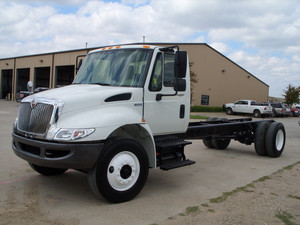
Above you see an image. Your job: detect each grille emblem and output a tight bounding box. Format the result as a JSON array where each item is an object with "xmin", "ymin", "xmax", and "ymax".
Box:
[{"xmin": 30, "ymin": 100, "xmax": 37, "ymax": 109}]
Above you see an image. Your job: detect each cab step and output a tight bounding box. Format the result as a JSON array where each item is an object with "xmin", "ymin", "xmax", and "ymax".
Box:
[{"xmin": 160, "ymin": 159, "xmax": 195, "ymax": 171}]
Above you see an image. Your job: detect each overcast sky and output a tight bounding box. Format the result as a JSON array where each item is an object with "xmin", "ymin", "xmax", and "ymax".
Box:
[{"xmin": 1, "ymin": 0, "xmax": 299, "ymax": 98}]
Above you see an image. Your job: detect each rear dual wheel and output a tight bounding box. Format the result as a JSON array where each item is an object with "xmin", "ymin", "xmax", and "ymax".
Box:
[
  {"xmin": 254, "ymin": 122, "xmax": 285, "ymax": 157},
  {"xmin": 202, "ymin": 117, "xmax": 231, "ymax": 150},
  {"xmin": 265, "ymin": 122, "xmax": 285, "ymax": 157}
]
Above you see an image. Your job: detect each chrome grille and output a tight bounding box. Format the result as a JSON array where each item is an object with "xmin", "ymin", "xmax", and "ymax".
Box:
[{"xmin": 17, "ymin": 102, "xmax": 54, "ymax": 135}]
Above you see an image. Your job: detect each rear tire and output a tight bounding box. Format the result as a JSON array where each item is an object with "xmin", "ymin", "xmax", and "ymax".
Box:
[
  {"xmin": 202, "ymin": 117, "xmax": 218, "ymax": 148},
  {"xmin": 211, "ymin": 138, "xmax": 231, "ymax": 150},
  {"xmin": 265, "ymin": 122, "xmax": 285, "ymax": 157},
  {"xmin": 254, "ymin": 121, "xmax": 272, "ymax": 156},
  {"xmin": 29, "ymin": 163, "xmax": 67, "ymax": 176},
  {"xmin": 253, "ymin": 110, "xmax": 261, "ymax": 118},
  {"xmin": 88, "ymin": 137, "xmax": 149, "ymax": 203}
]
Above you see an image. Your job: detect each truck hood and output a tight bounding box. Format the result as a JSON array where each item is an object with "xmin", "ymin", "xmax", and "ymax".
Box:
[{"xmin": 23, "ymin": 84, "xmax": 138, "ymax": 113}]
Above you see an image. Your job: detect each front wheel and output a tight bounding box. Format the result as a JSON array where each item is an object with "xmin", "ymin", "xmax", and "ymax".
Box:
[
  {"xmin": 88, "ymin": 137, "xmax": 149, "ymax": 203},
  {"xmin": 29, "ymin": 163, "xmax": 67, "ymax": 176},
  {"xmin": 226, "ymin": 108, "xmax": 233, "ymax": 115}
]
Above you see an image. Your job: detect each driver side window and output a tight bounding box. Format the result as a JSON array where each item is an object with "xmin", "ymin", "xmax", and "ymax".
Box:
[{"xmin": 149, "ymin": 53, "xmax": 162, "ymax": 91}]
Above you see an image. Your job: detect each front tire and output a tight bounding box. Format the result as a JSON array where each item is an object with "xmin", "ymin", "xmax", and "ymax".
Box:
[
  {"xmin": 88, "ymin": 137, "xmax": 149, "ymax": 203},
  {"xmin": 226, "ymin": 107, "xmax": 233, "ymax": 115},
  {"xmin": 29, "ymin": 163, "xmax": 67, "ymax": 176}
]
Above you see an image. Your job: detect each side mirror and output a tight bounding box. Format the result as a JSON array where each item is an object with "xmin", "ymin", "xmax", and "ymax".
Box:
[
  {"xmin": 174, "ymin": 51, "xmax": 187, "ymax": 78},
  {"xmin": 174, "ymin": 79, "xmax": 186, "ymax": 92},
  {"xmin": 27, "ymin": 81, "xmax": 33, "ymax": 93}
]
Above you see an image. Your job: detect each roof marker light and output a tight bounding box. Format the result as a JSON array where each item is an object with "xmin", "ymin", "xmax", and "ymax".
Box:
[{"xmin": 143, "ymin": 45, "xmax": 150, "ymax": 48}]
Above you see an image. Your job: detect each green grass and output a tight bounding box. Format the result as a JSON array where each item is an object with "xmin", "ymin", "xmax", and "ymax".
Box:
[
  {"xmin": 185, "ymin": 206, "xmax": 200, "ymax": 214},
  {"xmin": 209, "ymin": 185, "xmax": 255, "ymax": 203},
  {"xmin": 191, "ymin": 106, "xmax": 224, "ymax": 112},
  {"xmin": 190, "ymin": 115, "xmax": 209, "ymax": 120},
  {"xmin": 287, "ymin": 194, "xmax": 300, "ymax": 200},
  {"xmin": 275, "ymin": 211, "xmax": 297, "ymax": 225},
  {"xmin": 255, "ymin": 176, "xmax": 271, "ymax": 183}
]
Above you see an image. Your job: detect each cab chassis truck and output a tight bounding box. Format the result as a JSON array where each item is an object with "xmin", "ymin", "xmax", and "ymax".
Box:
[{"xmin": 12, "ymin": 45, "xmax": 286, "ymax": 203}]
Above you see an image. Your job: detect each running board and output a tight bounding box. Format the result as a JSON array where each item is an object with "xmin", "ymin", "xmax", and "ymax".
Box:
[{"xmin": 160, "ymin": 159, "xmax": 195, "ymax": 171}]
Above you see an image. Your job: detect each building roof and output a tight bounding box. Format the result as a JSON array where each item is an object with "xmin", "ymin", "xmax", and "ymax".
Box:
[{"xmin": 0, "ymin": 42, "xmax": 268, "ymax": 87}]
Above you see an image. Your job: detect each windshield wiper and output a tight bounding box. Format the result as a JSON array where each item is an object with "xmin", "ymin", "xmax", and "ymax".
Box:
[{"xmin": 90, "ymin": 82, "xmax": 112, "ymax": 86}]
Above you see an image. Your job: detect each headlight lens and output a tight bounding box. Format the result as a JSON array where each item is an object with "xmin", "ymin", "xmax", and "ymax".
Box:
[{"xmin": 54, "ymin": 128, "xmax": 95, "ymax": 141}]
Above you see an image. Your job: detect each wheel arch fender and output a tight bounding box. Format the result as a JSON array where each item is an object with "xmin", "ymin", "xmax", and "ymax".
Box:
[{"xmin": 107, "ymin": 124, "xmax": 156, "ymax": 168}]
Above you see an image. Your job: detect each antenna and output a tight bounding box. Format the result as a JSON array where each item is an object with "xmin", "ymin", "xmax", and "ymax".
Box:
[{"xmin": 143, "ymin": 36, "xmax": 145, "ymax": 43}]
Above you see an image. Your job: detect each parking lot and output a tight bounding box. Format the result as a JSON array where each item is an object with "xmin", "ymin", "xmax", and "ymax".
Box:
[{"xmin": 0, "ymin": 100, "xmax": 299, "ymax": 225}]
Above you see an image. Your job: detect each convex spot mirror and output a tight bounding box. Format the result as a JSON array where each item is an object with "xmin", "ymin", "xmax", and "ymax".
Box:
[{"xmin": 174, "ymin": 51, "xmax": 187, "ymax": 78}]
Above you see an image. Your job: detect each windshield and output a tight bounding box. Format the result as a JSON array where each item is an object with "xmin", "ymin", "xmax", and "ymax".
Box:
[{"xmin": 73, "ymin": 49, "xmax": 152, "ymax": 87}]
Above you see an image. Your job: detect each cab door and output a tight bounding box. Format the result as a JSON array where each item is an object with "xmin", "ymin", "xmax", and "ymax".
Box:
[{"xmin": 143, "ymin": 51, "xmax": 189, "ymax": 135}]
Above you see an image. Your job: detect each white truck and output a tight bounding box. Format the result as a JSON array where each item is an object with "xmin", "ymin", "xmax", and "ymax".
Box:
[
  {"xmin": 224, "ymin": 100, "xmax": 273, "ymax": 118},
  {"xmin": 12, "ymin": 45, "xmax": 286, "ymax": 203}
]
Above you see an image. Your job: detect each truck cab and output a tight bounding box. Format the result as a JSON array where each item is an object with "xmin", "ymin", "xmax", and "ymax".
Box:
[
  {"xmin": 12, "ymin": 45, "xmax": 286, "ymax": 203},
  {"xmin": 12, "ymin": 45, "xmax": 191, "ymax": 202}
]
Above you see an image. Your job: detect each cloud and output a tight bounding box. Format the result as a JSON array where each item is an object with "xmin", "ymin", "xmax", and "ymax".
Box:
[{"xmin": 0, "ymin": 0, "xmax": 299, "ymax": 97}]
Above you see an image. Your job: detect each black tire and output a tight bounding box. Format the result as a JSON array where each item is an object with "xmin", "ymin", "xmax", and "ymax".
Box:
[
  {"xmin": 203, "ymin": 138, "xmax": 214, "ymax": 148},
  {"xmin": 265, "ymin": 122, "xmax": 285, "ymax": 158},
  {"xmin": 88, "ymin": 137, "xmax": 149, "ymax": 203},
  {"xmin": 211, "ymin": 138, "xmax": 231, "ymax": 150},
  {"xmin": 226, "ymin": 107, "xmax": 233, "ymax": 115},
  {"xmin": 202, "ymin": 117, "xmax": 218, "ymax": 148},
  {"xmin": 253, "ymin": 110, "xmax": 261, "ymax": 118},
  {"xmin": 254, "ymin": 121, "xmax": 272, "ymax": 156},
  {"xmin": 29, "ymin": 163, "xmax": 67, "ymax": 176}
]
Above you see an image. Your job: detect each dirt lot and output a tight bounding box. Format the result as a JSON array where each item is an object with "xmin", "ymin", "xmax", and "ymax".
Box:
[
  {"xmin": 157, "ymin": 162, "xmax": 300, "ymax": 225},
  {"xmin": 0, "ymin": 100, "xmax": 300, "ymax": 225}
]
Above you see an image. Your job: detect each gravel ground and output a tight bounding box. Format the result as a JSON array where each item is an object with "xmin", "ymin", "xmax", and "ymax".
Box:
[{"xmin": 155, "ymin": 162, "xmax": 300, "ymax": 225}]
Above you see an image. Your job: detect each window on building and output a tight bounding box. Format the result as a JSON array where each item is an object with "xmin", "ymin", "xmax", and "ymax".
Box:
[{"xmin": 201, "ymin": 95, "xmax": 209, "ymax": 105}]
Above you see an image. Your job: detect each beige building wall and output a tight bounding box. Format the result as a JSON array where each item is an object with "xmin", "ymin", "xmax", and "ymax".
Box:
[
  {"xmin": 177, "ymin": 44, "xmax": 269, "ymax": 106},
  {"xmin": 0, "ymin": 43, "xmax": 269, "ymax": 105}
]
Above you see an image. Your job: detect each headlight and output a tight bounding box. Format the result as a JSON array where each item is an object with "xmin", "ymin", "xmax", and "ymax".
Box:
[{"xmin": 54, "ymin": 128, "xmax": 95, "ymax": 141}]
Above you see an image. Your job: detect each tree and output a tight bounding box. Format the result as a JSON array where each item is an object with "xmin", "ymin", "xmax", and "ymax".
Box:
[
  {"xmin": 283, "ymin": 84, "xmax": 300, "ymax": 105},
  {"xmin": 189, "ymin": 62, "xmax": 198, "ymax": 104}
]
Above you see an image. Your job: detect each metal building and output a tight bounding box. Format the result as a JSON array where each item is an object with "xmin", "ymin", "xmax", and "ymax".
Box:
[{"xmin": 0, "ymin": 43, "xmax": 269, "ymax": 106}]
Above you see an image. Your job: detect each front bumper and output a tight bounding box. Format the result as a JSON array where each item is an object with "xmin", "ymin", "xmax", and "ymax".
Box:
[{"xmin": 12, "ymin": 132, "xmax": 104, "ymax": 169}]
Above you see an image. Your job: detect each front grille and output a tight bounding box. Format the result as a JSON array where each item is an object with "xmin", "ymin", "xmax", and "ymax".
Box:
[{"xmin": 17, "ymin": 102, "xmax": 54, "ymax": 134}]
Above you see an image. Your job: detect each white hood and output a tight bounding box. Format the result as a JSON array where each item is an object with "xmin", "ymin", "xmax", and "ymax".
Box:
[{"xmin": 23, "ymin": 84, "xmax": 139, "ymax": 113}]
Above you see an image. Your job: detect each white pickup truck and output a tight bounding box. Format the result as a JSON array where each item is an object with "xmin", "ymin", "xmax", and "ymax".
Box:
[
  {"xmin": 225, "ymin": 100, "xmax": 273, "ymax": 118},
  {"xmin": 12, "ymin": 45, "xmax": 285, "ymax": 203}
]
